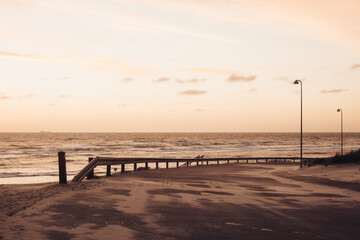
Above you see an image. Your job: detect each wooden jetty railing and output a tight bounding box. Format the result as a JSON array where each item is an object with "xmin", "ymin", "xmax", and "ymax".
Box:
[{"xmin": 69, "ymin": 155, "xmax": 319, "ymax": 183}]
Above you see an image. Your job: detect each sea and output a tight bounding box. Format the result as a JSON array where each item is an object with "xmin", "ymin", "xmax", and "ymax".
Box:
[{"xmin": 1, "ymin": 132, "xmax": 359, "ymax": 184}]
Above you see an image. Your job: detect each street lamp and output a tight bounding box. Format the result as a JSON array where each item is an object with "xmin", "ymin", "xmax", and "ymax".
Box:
[
  {"xmin": 294, "ymin": 79, "xmax": 303, "ymax": 168},
  {"xmin": 337, "ymin": 109, "xmax": 343, "ymax": 155}
]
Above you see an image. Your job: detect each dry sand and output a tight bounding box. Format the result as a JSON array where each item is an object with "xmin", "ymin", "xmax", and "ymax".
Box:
[{"xmin": 1, "ymin": 163, "xmax": 359, "ymax": 240}]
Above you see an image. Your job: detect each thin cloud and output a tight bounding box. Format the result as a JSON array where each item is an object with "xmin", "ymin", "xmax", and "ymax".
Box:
[
  {"xmin": 0, "ymin": 94, "xmax": 11, "ymax": 100},
  {"xmin": 0, "ymin": 50, "xmax": 43, "ymax": 60},
  {"xmin": 121, "ymin": 77, "xmax": 134, "ymax": 83},
  {"xmin": 195, "ymin": 108, "xmax": 205, "ymax": 112},
  {"xmin": 48, "ymin": 103, "xmax": 57, "ymax": 106},
  {"xmin": 0, "ymin": 0, "xmax": 38, "ymax": 8},
  {"xmin": 57, "ymin": 77, "xmax": 70, "ymax": 80},
  {"xmin": 18, "ymin": 93, "xmax": 35, "ymax": 99},
  {"xmin": 181, "ymin": 68, "xmax": 234, "ymax": 75},
  {"xmin": 178, "ymin": 90, "xmax": 207, "ymax": 95},
  {"xmin": 248, "ymin": 88, "xmax": 257, "ymax": 92},
  {"xmin": 226, "ymin": 74, "xmax": 256, "ymax": 82},
  {"xmin": 154, "ymin": 77, "xmax": 171, "ymax": 83},
  {"xmin": 350, "ymin": 64, "xmax": 360, "ymax": 70},
  {"xmin": 176, "ymin": 78, "xmax": 206, "ymax": 84},
  {"xmin": 58, "ymin": 94, "xmax": 70, "ymax": 98},
  {"xmin": 320, "ymin": 89, "xmax": 347, "ymax": 94},
  {"xmin": 274, "ymin": 76, "xmax": 289, "ymax": 81},
  {"xmin": 90, "ymin": 58, "xmax": 154, "ymax": 77}
]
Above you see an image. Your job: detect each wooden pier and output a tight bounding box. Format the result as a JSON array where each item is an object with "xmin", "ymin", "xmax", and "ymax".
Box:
[{"xmin": 66, "ymin": 154, "xmax": 319, "ymax": 183}]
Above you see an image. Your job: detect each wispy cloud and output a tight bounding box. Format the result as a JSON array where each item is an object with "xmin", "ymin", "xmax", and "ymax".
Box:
[
  {"xmin": 226, "ymin": 74, "xmax": 256, "ymax": 82},
  {"xmin": 48, "ymin": 103, "xmax": 57, "ymax": 107},
  {"xmin": 58, "ymin": 94, "xmax": 70, "ymax": 98},
  {"xmin": 154, "ymin": 77, "xmax": 171, "ymax": 83},
  {"xmin": 0, "ymin": 50, "xmax": 43, "ymax": 60},
  {"xmin": 18, "ymin": 93, "xmax": 35, "ymax": 99},
  {"xmin": 90, "ymin": 58, "xmax": 154, "ymax": 77},
  {"xmin": 121, "ymin": 77, "xmax": 134, "ymax": 83},
  {"xmin": 181, "ymin": 68, "xmax": 234, "ymax": 75},
  {"xmin": 195, "ymin": 108, "xmax": 204, "ymax": 112},
  {"xmin": 179, "ymin": 90, "xmax": 207, "ymax": 95},
  {"xmin": 176, "ymin": 78, "xmax": 206, "ymax": 84},
  {"xmin": 350, "ymin": 64, "xmax": 360, "ymax": 70},
  {"xmin": 57, "ymin": 77, "xmax": 70, "ymax": 80},
  {"xmin": 320, "ymin": 89, "xmax": 347, "ymax": 94},
  {"xmin": 0, "ymin": 94, "xmax": 11, "ymax": 100},
  {"xmin": 0, "ymin": 0, "xmax": 38, "ymax": 9},
  {"xmin": 248, "ymin": 88, "xmax": 257, "ymax": 92},
  {"xmin": 274, "ymin": 76, "xmax": 289, "ymax": 81}
]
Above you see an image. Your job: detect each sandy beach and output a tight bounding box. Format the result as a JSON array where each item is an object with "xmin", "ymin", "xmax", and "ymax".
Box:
[{"xmin": 1, "ymin": 163, "xmax": 359, "ymax": 240}]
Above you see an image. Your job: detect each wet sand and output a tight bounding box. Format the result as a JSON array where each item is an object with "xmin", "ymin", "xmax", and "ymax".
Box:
[{"xmin": 1, "ymin": 164, "xmax": 360, "ymax": 240}]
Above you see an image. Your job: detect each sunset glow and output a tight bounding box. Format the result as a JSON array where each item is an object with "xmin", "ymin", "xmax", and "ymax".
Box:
[{"xmin": 1, "ymin": 0, "xmax": 359, "ymax": 132}]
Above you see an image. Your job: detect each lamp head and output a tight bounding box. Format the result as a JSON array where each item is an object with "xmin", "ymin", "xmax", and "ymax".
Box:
[
  {"xmin": 337, "ymin": 109, "xmax": 341, "ymax": 112},
  {"xmin": 293, "ymin": 80, "xmax": 300, "ymax": 84}
]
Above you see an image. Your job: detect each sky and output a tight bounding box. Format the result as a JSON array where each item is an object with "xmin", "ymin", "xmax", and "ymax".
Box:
[{"xmin": 0, "ymin": 0, "xmax": 359, "ymax": 132}]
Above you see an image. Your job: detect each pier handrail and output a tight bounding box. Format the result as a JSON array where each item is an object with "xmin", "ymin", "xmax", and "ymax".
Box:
[
  {"xmin": 72, "ymin": 157, "xmax": 98, "ymax": 182},
  {"xmin": 71, "ymin": 156, "xmax": 319, "ymax": 183}
]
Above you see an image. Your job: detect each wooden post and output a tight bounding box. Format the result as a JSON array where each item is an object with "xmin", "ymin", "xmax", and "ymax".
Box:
[
  {"xmin": 58, "ymin": 152, "xmax": 67, "ymax": 184},
  {"xmin": 217, "ymin": 160, "xmax": 219, "ymax": 165},
  {"xmin": 187, "ymin": 161, "xmax": 189, "ymax": 167},
  {"xmin": 246, "ymin": 159, "xmax": 248, "ymax": 163},
  {"xmin": 145, "ymin": 162, "xmax": 148, "ymax": 168},
  {"xmin": 256, "ymin": 159, "xmax": 258, "ymax": 163},
  {"xmin": 237, "ymin": 159, "xmax": 239, "ymax": 164},
  {"xmin": 176, "ymin": 161, "xmax": 179, "ymax": 168},
  {"xmin": 265, "ymin": 159, "xmax": 268, "ymax": 164},
  {"xmin": 197, "ymin": 161, "xmax": 199, "ymax": 166},
  {"xmin": 206, "ymin": 161, "xmax": 208, "ymax": 165},
  {"xmin": 121, "ymin": 164, "xmax": 125, "ymax": 173},
  {"xmin": 275, "ymin": 159, "xmax": 277, "ymax": 163},
  {"xmin": 134, "ymin": 163, "xmax": 137, "ymax": 171},
  {"xmin": 106, "ymin": 165, "xmax": 111, "ymax": 176},
  {"xmin": 166, "ymin": 162, "xmax": 169, "ymax": 168},
  {"xmin": 87, "ymin": 157, "xmax": 94, "ymax": 179},
  {"xmin": 284, "ymin": 159, "xmax": 286, "ymax": 163},
  {"xmin": 227, "ymin": 159, "xmax": 230, "ymax": 164},
  {"xmin": 156, "ymin": 162, "xmax": 159, "ymax": 169}
]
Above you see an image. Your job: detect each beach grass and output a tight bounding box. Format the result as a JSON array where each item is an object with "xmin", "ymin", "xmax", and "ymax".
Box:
[{"xmin": 310, "ymin": 149, "xmax": 360, "ymax": 166}]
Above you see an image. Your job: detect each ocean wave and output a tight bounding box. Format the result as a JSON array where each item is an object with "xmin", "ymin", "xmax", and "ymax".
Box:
[{"xmin": 0, "ymin": 132, "xmax": 359, "ymax": 184}]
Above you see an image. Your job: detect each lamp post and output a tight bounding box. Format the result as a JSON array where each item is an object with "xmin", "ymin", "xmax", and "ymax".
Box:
[
  {"xmin": 337, "ymin": 108, "xmax": 343, "ymax": 155},
  {"xmin": 294, "ymin": 80, "xmax": 303, "ymax": 168}
]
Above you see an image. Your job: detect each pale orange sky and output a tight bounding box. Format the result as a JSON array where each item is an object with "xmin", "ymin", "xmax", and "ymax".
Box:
[{"xmin": 0, "ymin": 0, "xmax": 359, "ymax": 132}]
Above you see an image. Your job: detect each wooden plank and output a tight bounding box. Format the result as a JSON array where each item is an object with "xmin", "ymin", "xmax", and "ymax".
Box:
[
  {"xmin": 106, "ymin": 165, "xmax": 111, "ymax": 176},
  {"xmin": 72, "ymin": 157, "xmax": 98, "ymax": 182},
  {"xmin": 58, "ymin": 152, "xmax": 67, "ymax": 184},
  {"xmin": 87, "ymin": 157, "xmax": 94, "ymax": 179}
]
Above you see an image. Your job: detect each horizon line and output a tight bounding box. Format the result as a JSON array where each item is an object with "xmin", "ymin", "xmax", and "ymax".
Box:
[{"xmin": 0, "ymin": 131, "xmax": 358, "ymax": 134}]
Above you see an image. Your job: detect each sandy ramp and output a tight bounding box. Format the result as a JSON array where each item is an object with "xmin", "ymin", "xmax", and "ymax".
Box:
[{"xmin": 1, "ymin": 164, "xmax": 360, "ymax": 240}]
